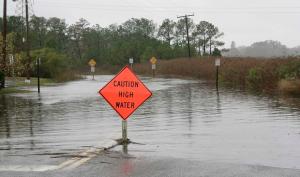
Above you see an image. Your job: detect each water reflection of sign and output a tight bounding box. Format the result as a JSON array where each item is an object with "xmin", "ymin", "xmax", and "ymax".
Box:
[
  {"xmin": 99, "ymin": 66, "xmax": 152, "ymax": 120},
  {"xmin": 88, "ymin": 59, "xmax": 96, "ymax": 67}
]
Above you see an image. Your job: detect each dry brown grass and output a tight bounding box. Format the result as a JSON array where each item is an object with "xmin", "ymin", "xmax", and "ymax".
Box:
[
  {"xmin": 53, "ymin": 70, "xmax": 83, "ymax": 82},
  {"xmin": 278, "ymin": 79, "xmax": 300, "ymax": 95},
  {"xmin": 135, "ymin": 57, "xmax": 216, "ymax": 80},
  {"xmin": 134, "ymin": 57, "xmax": 300, "ymax": 93},
  {"xmin": 220, "ymin": 57, "xmax": 291, "ymax": 90}
]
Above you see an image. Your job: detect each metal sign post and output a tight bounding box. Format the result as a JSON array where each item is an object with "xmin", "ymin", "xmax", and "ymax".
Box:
[
  {"xmin": 91, "ymin": 66, "xmax": 95, "ymax": 80},
  {"xmin": 124, "ymin": 58, "xmax": 133, "ymax": 142},
  {"xmin": 99, "ymin": 66, "xmax": 152, "ymax": 144},
  {"xmin": 122, "ymin": 120, "xmax": 128, "ymax": 143},
  {"xmin": 152, "ymin": 64, "xmax": 156, "ymax": 78},
  {"xmin": 215, "ymin": 58, "xmax": 221, "ymax": 90}
]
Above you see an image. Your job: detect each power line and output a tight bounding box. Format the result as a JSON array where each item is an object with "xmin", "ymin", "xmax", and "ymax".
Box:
[
  {"xmin": 29, "ymin": 1, "xmax": 300, "ymax": 11},
  {"xmin": 177, "ymin": 14, "xmax": 194, "ymax": 58},
  {"xmin": 29, "ymin": 0, "xmax": 35, "ymax": 17},
  {"xmin": 18, "ymin": 1, "xmax": 300, "ymax": 15},
  {"xmin": 36, "ymin": 0, "xmax": 300, "ymax": 9}
]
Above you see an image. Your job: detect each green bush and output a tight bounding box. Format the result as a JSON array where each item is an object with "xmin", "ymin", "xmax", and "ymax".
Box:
[
  {"xmin": 212, "ymin": 48, "xmax": 222, "ymax": 56},
  {"xmin": 246, "ymin": 67, "xmax": 263, "ymax": 89},
  {"xmin": 31, "ymin": 48, "xmax": 75, "ymax": 81},
  {"xmin": 278, "ymin": 61, "xmax": 300, "ymax": 80}
]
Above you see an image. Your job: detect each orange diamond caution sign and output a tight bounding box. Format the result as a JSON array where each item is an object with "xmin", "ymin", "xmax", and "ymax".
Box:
[{"xmin": 99, "ymin": 66, "xmax": 152, "ymax": 120}]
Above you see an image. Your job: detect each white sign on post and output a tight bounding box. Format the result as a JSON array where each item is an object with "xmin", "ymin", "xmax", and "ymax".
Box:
[
  {"xmin": 152, "ymin": 64, "xmax": 156, "ymax": 70},
  {"xmin": 129, "ymin": 58, "xmax": 134, "ymax": 64},
  {"xmin": 215, "ymin": 58, "xmax": 221, "ymax": 66},
  {"xmin": 91, "ymin": 66, "xmax": 95, "ymax": 73}
]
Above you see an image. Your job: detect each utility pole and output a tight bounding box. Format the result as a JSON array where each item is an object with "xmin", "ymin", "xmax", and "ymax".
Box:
[
  {"xmin": 25, "ymin": 0, "xmax": 31, "ymax": 82},
  {"xmin": 37, "ymin": 58, "xmax": 40, "ymax": 93},
  {"xmin": 177, "ymin": 14, "xmax": 194, "ymax": 58},
  {"xmin": 1, "ymin": 0, "xmax": 7, "ymax": 88}
]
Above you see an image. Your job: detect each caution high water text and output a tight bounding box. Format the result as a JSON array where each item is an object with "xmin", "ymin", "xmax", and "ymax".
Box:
[{"xmin": 114, "ymin": 80, "xmax": 138, "ymax": 109}]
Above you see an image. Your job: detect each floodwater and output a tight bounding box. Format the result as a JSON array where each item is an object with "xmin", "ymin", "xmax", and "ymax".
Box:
[{"xmin": 1, "ymin": 75, "xmax": 300, "ymax": 169}]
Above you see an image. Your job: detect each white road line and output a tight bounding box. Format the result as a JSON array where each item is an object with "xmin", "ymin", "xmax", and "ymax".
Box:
[
  {"xmin": 0, "ymin": 165, "xmax": 58, "ymax": 172},
  {"xmin": 63, "ymin": 139, "xmax": 119, "ymax": 170},
  {"xmin": 60, "ymin": 147, "xmax": 103, "ymax": 170},
  {"xmin": 0, "ymin": 139, "xmax": 119, "ymax": 172}
]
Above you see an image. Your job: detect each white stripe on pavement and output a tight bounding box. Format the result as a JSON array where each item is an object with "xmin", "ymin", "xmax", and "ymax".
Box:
[{"xmin": 0, "ymin": 139, "xmax": 119, "ymax": 172}]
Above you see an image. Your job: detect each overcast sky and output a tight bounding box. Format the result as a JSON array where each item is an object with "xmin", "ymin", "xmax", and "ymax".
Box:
[{"xmin": 4, "ymin": 0, "xmax": 300, "ymax": 48}]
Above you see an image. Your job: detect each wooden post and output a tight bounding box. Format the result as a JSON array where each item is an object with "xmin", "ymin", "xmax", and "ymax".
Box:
[
  {"xmin": 215, "ymin": 58, "xmax": 221, "ymax": 90},
  {"xmin": 216, "ymin": 66, "xmax": 219, "ymax": 90}
]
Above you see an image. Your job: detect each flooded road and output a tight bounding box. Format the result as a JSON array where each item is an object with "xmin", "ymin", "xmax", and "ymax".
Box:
[{"xmin": 1, "ymin": 75, "xmax": 300, "ymax": 169}]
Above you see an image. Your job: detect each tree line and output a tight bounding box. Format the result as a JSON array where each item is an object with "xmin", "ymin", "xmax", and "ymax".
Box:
[
  {"xmin": 224, "ymin": 40, "xmax": 300, "ymax": 58},
  {"xmin": 0, "ymin": 16, "xmax": 224, "ymax": 78}
]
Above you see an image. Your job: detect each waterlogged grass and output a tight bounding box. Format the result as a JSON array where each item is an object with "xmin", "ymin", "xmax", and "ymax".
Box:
[
  {"xmin": 9, "ymin": 77, "xmax": 56, "ymax": 87},
  {"xmin": 0, "ymin": 77, "xmax": 56, "ymax": 95},
  {"xmin": 0, "ymin": 73, "xmax": 83, "ymax": 95},
  {"xmin": 278, "ymin": 79, "xmax": 300, "ymax": 95},
  {"xmin": 0, "ymin": 87, "xmax": 31, "ymax": 94}
]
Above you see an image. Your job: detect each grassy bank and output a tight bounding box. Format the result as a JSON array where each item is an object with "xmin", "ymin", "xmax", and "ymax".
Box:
[
  {"xmin": 9, "ymin": 77, "xmax": 56, "ymax": 87},
  {"xmin": 134, "ymin": 57, "xmax": 300, "ymax": 94}
]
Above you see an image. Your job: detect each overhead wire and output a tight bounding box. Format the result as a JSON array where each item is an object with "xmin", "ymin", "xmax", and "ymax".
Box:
[
  {"xmin": 31, "ymin": 4, "xmax": 300, "ymax": 15},
  {"xmin": 29, "ymin": 0, "xmax": 35, "ymax": 17},
  {"xmin": 25, "ymin": 0, "xmax": 300, "ymax": 15}
]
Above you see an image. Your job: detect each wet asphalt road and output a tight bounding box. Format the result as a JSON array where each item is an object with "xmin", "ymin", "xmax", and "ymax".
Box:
[{"xmin": 1, "ymin": 146, "xmax": 300, "ymax": 177}]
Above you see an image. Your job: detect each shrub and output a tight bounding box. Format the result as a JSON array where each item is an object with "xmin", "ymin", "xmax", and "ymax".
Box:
[
  {"xmin": 246, "ymin": 67, "xmax": 264, "ymax": 89},
  {"xmin": 278, "ymin": 61, "xmax": 300, "ymax": 80},
  {"xmin": 212, "ymin": 48, "xmax": 222, "ymax": 56},
  {"xmin": 31, "ymin": 48, "xmax": 75, "ymax": 81}
]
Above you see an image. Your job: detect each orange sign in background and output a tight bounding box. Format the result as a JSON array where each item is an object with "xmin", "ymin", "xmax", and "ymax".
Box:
[{"xmin": 99, "ymin": 66, "xmax": 152, "ymax": 120}]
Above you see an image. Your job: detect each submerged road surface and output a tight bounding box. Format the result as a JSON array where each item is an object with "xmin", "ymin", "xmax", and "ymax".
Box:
[{"xmin": 1, "ymin": 75, "xmax": 300, "ymax": 176}]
